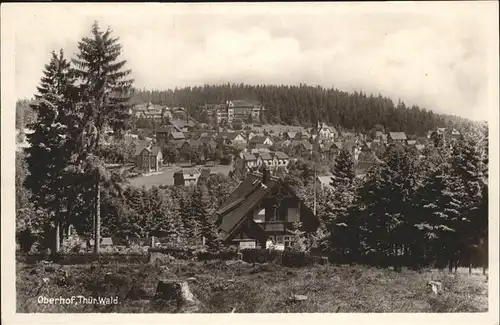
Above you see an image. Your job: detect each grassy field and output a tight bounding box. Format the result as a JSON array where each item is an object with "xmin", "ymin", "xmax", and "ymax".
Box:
[
  {"xmin": 128, "ymin": 164, "xmax": 233, "ymax": 189},
  {"xmin": 16, "ymin": 259, "xmax": 488, "ymax": 313}
]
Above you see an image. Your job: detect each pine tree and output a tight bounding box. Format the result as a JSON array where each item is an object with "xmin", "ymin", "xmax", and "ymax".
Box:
[
  {"xmin": 326, "ymin": 148, "xmax": 356, "ymax": 255},
  {"xmin": 191, "ymin": 185, "xmax": 220, "ymax": 249},
  {"xmin": 179, "ymin": 187, "xmax": 200, "ymax": 245},
  {"xmin": 72, "ymin": 21, "xmax": 134, "ymax": 253},
  {"xmin": 25, "ymin": 49, "xmax": 78, "ymax": 252}
]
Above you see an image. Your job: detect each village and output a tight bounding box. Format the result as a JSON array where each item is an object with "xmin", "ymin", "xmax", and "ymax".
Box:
[
  {"xmin": 10, "ymin": 9, "xmax": 492, "ymax": 315},
  {"xmin": 16, "ymin": 98, "xmax": 465, "ymax": 252}
]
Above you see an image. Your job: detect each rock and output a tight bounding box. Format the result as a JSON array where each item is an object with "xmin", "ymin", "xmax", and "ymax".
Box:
[
  {"xmin": 428, "ymin": 280, "xmax": 443, "ymax": 295},
  {"xmin": 45, "ymin": 265, "xmax": 56, "ymax": 273},
  {"xmin": 288, "ymin": 294, "xmax": 308, "ymax": 302},
  {"xmin": 155, "ymin": 279, "xmax": 200, "ymax": 312}
]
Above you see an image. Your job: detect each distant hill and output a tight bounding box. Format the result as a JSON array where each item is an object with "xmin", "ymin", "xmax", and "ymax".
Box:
[{"xmin": 131, "ymin": 83, "xmax": 473, "ymax": 136}]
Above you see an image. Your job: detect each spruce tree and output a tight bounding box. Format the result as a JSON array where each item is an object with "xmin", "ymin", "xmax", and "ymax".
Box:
[
  {"xmin": 25, "ymin": 49, "xmax": 78, "ymax": 252},
  {"xmin": 326, "ymin": 148, "xmax": 356, "ymax": 255},
  {"xmin": 72, "ymin": 21, "xmax": 134, "ymax": 253}
]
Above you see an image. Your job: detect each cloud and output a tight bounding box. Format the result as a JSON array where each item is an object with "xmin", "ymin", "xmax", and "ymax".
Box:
[{"xmin": 10, "ymin": 3, "xmax": 497, "ymax": 121}]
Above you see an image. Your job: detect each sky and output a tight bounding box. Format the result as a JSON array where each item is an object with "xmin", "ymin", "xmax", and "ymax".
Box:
[{"xmin": 8, "ymin": 2, "xmax": 498, "ymax": 121}]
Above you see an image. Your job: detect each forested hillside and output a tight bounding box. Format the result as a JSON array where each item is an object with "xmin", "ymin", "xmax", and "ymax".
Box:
[{"xmin": 131, "ymin": 83, "xmax": 462, "ymax": 135}]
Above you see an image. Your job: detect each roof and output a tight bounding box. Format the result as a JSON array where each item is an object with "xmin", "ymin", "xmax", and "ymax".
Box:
[
  {"xmin": 249, "ymin": 135, "xmax": 268, "ymax": 144},
  {"xmin": 156, "ymin": 125, "xmax": 181, "ymax": 133},
  {"xmin": 150, "ymin": 146, "xmax": 162, "ymax": 156},
  {"xmin": 229, "ymin": 99, "xmax": 261, "ymax": 107},
  {"xmin": 134, "ymin": 140, "xmax": 152, "ymax": 156},
  {"xmin": 259, "ymin": 152, "xmax": 273, "ymax": 160},
  {"xmin": 389, "ymin": 132, "xmax": 407, "ymax": 140},
  {"xmin": 301, "ymin": 141, "xmax": 313, "ymax": 150},
  {"xmin": 219, "ymin": 132, "xmax": 242, "ymax": 141},
  {"xmin": 171, "ymin": 132, "xmax": 185, "ymax": 140},
  {"xmin": 243, "ymin": 152, "xmax": 257, "ymax": 161},
  {"xmin": 216, "ymin": 174, "xmax": 277, "ymax": 238},
  {"xmin": 274, "ymin": 151, "xmax": 289, "ymax": 159},
  {"xmin": 215, "ymin": 173, "xmax": 318, "ymax": 240},
  {"xmin": 407, "ymin": 140, "xmax": 417, "ymax": 145},
  {"xmin": 255, "ymin": 143, "xmax": 271, "ymax": 149}
]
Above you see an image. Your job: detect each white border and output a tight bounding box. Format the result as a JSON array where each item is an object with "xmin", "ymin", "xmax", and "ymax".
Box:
[{"xmin": 2, "ymin": 2, "xmax": 499, "ymax": 325}]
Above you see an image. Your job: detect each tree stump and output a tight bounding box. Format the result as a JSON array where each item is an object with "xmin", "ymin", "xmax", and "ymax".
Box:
[{"xmin": 155, "ymin": 280, "xmax": 200, "ymax": 313}]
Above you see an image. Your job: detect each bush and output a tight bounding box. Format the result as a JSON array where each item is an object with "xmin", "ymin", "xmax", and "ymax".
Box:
[
  {"xmin": 240, "ymin": 249, "xmax": 282, "ymax": 264},
  {"xmin": 196, "ymin": 248, "xmax": 238, "ymax": 261},
  {"xmin": 148, "ymin": 246, "xmax": 195, "ymax": 260},
  {"xmin": 282, "ymin": 250, "xmax": 315, "ymax": 267}
]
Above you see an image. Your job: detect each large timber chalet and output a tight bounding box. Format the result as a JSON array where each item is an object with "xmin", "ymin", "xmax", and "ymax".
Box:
[{"xmin": 214, "ymin": 169, "xmax": 320, "ymax": 250}]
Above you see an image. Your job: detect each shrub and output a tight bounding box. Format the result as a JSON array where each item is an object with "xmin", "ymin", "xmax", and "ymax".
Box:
[
  {"xmin": 282, "ymin": 250, "xmax": 315, "ymax": 267},
  {"xmin": 240, "ymin": 249, "xmax": 282, "ymax": 263},
  {"xmin": 196, "ymin": 248, "xmax": 238, "ymax": 261}
]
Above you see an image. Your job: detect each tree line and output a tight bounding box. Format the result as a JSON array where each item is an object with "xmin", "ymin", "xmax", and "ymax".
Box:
[{"xmin": 292, "ymin": 127, "xmax": 488, "ymax": 271}]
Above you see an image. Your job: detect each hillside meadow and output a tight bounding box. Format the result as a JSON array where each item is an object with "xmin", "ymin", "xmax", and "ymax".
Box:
[{"xmin": 17, "ymin": 259, "xmax": 488, "ymax": 313}]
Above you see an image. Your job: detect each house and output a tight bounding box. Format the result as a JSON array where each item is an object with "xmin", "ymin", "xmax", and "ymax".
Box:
[
  {"xmin": 388, "ymin": 132, "xmax": 407, "ymax": 143},
  {"xmin": 284, "ymin": 131, "xmax": 298, "ymax": 141},
  {"xmin": 324, "ymin": 142, "xmax": 343, "ymax": 158},
  {"xmin": 135, "ymin": 142, "xmax": 163, "ymax": 172},
  {"xmin": 173, "ymin": 168, "xmax": 201, "ymax": 186},
  {"xmin": 356, "ymin": 152, "xmax": 383, "ymax": 176},
  {"xmin": 254, "ymin": 143, "xmax": 271, "ymax": 151},
  {"xmin": 242, "ymin": 152, "xmax": 258, "ymax": 170},
  {"xmin": 316, "ymin": 122, "xmax": 338, "ymax": 141},
  {"xmin": 249, "ymin": 135, "xmax": 274, "ymax": 148},
  {"xmin": 155, "ymin": 125, "xmax": 182, "ymax": 145},
  {"xmin": 214, "ymin": 169, "xmax": 320, "ymax": 249},
  {"xmin": 273, "ymin": 151, "xmax": 290, "ymax": 168},
  {"xmin": 257, "ymin": 151, "xmax": 274, "ymax": 168},
  {"xmin": 179, "ymin": 139, "xmax": 202, "ymax": 160},
  {"xmin": 228, "ymin": 99, "xmax": 264, "ymax": 123}
]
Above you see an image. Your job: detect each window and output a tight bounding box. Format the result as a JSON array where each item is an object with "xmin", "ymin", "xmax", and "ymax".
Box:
[{"xmin": 284, "ymin": 236, "xmax": 293, "ymax": 248}]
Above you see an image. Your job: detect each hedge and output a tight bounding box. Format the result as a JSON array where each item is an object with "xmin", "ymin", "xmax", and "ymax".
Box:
[
  {"xmin": 16, "ymin": 253, "xmax": 149, "ymax": 265},
  {"xmin": 240, "ymin": 249, "xmax": 282, "ymax": 263}
]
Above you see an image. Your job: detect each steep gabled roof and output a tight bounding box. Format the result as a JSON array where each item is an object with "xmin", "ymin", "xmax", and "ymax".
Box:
[
  {"xmin": 259, "ymin": 152, "xmax": 273, "ymax": 160},
  {"xmin": 171, "ymin": 132, "xmax": 185, "ymax": 140},
  {"xmin": 243, "ymin": 152, "xmax": 257, "ymax": 161},
  {"xmin": 389, "ymin": 132, "xmax": 407, "ymax": 140},
  {"xmin": 150, "ymin": 146, "xmax": 162, "ymax": 156},
  {"xmin": 216, "ymin": 174, "xmax": 277, "ymax": 239},
  {"xmin": 249, "ymin": 135, "xmax": 267, "ymax": 144},
  {"xmin": 274, "ymin": 151, "xmax": 289, "ymax": 159},
  {"xmin": 134, "ymin": 140, "xmax": 152, "ymax": 156}
]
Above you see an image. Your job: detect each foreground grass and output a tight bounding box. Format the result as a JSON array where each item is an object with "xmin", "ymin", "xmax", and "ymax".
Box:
[{"xmin": 16, "ymin": 260, "xmax": 488, "ymax": 313}]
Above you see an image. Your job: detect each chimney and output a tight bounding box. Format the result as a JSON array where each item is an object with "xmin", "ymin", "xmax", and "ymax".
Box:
[{"xmin": 262, "ymin": 166, "xmax": 270, "ymax": 184}]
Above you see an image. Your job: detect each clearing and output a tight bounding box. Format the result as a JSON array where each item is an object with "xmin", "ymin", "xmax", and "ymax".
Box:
[
  {"xmin": 16, "ymin": 260, "xmax": 488, "ymax": 313},
  {"xmin": 128, "ymin": 164, "xmax": 233, "ymax": 189}
]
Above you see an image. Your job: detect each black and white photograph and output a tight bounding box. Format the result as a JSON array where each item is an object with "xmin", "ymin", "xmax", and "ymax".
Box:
[{"xmin": 1, "ymin": 2, "xmax": 498, "ymax": 324}]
